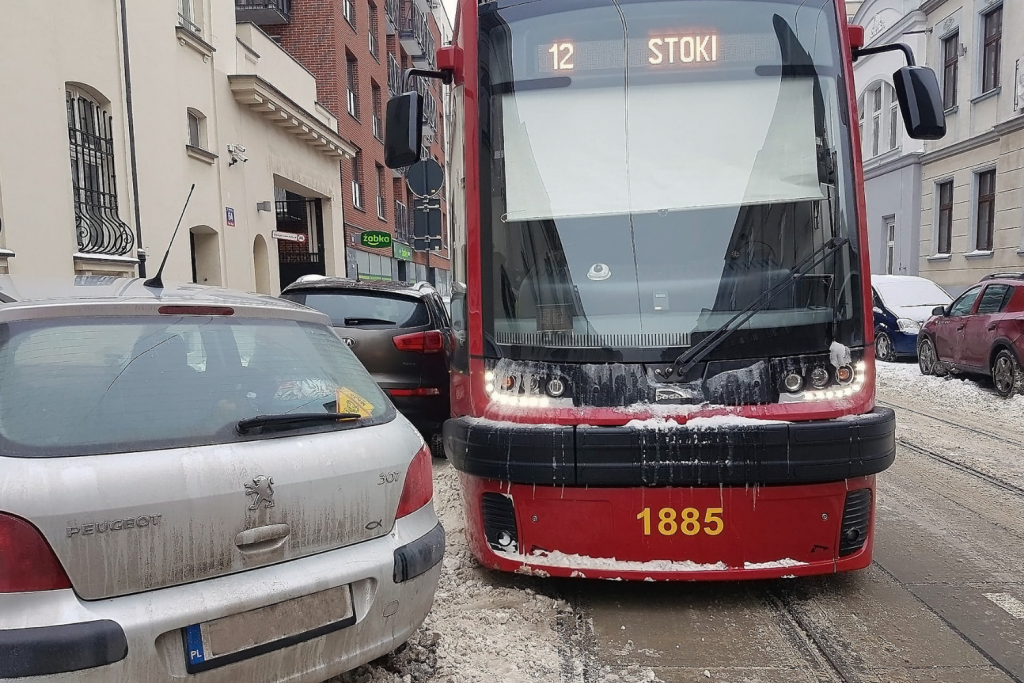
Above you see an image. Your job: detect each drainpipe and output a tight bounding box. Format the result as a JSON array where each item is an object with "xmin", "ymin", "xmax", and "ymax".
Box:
[{"xmin": 119, "ymin": 0, "xmax": 146, "ymax": 276}]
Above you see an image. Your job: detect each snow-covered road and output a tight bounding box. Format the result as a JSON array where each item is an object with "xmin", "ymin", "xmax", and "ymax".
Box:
[{"xmin": 335, "ymin": 360, "xmax": 1024, "ymax": 682}]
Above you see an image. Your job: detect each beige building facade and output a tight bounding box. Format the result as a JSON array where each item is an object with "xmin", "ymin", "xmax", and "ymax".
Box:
[
  {"xmin": 0, "ymin": 0, "xmax": 356, "ymax": 294},
  {"xmin": 918, "ymin": 0, "xmax": 1024, "ymax": 295}
]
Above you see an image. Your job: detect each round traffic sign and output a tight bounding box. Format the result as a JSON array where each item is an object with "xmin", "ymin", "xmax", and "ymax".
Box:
[{"xmin": 405, "ymin": 158, "xmax": 444, "ymax": 198}]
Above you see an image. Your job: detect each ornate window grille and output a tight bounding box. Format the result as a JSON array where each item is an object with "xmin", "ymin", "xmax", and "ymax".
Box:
[{"xmin": 66, "ymin": 88, "xmax": 134, "ymax": 256}]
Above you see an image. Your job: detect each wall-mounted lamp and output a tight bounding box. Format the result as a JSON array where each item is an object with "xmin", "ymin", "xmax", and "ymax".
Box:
[{"xmin": 256, "ymin": 201, "xmax": 273, "ymax": 212}]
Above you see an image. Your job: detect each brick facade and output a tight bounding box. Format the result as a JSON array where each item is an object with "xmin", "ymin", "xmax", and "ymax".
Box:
[{"xmin": 264, "ymin": 0, "xmax": 450, "ymax": 288}]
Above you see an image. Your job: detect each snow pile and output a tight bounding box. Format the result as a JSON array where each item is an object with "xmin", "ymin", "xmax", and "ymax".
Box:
[
  {"xmin": 743, "ymin": 558, "xmax": 807, "ymax": 570},
  {"xmin": 521, "ymin": 550, "xmax": 729, "ymax": 573},
  {"xmin": 332, "ymin": 460, "xmax": 565, "ymax": 683},
  {"xmin": 876, "ymin": 360, "xmax": 1024, "ymax": 430},
  {"xmin": 625, "ymin": 415, "xmax": 788, "ymax": 430}
]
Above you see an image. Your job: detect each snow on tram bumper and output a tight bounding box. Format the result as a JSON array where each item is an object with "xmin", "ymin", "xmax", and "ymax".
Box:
[{"xmin": 443, "ymin": 408, "xmax": 895, "ymax": 580}]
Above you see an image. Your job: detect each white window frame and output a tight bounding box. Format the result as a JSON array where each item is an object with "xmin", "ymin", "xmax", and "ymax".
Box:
[
  {"xmin": 178, "ymin": 0, "xmax": 201, "ymax": 34},
  {"xmin": 186, "ymin": 109, "xmax": 205, "ymax": 149},
  {"xmin": 343, "ymin": 0, "xmax": 355, "ymax": 28},
  {"xmin": 351, "ymin": 154, "xmax": 364, "ymax": 210},
  {"xmin": 884, "ymin": 216, "xmax": 896, "ymax": 274}
]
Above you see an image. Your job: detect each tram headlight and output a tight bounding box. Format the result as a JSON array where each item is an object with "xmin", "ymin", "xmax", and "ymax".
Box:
[
  {"xmin": 546, "ymin": 378, "xmax": 566, "ymax": 397},
  {"xmin": 783, "ymin": 372, "xmax": 804, "ymax": 393},
  {"xmin": 810, "ymin": 367, "xmax": 830, "ymax": 389},
  {"xmin": 836, "ymin": 365, "xmax": 854, "ymax": 385}
]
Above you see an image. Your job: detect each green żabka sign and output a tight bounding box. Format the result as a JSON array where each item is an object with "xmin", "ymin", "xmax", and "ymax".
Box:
[
  {"xmin": 393, "ymin": 242, "xmax": 413, "ymax": 260},
  {"xmin": 360, "ymin": 231, "xmax": 392, "ymax": 249}
]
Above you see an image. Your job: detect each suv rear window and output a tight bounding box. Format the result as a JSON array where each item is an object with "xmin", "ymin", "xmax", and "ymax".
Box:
[
  {"xmin": 0, "ymin": 316, "xmax": 392, "ymax": 457},
  {"xmin": 284, "ymin": 291, "xmax": 430, "ymax": 329}
]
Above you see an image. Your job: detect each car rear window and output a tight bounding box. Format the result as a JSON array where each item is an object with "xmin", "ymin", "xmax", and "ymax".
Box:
[
  {"xmin": 0, "ymin": 316, "xmax": 393, "ymax": 457},
  {"xmin": 284, "ymin": 291, "xmax": 430, "ymax": 328}
]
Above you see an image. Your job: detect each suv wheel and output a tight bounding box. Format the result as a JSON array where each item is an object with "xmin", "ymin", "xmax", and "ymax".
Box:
[
  {"xmin": 991, "ymin": 349, "xmax": 1023, "ymax": 398},
  {"xmin": 430, "ymin": 431, "xmax": 447, "ymax": 459},
  {"xmin": 918, "ymin": 338, "xmax": 947, "ymax": 377},
  {"xmin": 875, "ymin": 331, "xmax": 897, "ymax": 362}
]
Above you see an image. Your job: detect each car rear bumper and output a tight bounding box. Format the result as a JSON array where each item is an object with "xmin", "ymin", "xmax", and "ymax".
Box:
[{"xmin": 0, "ymin": 504, "xmax": 442, "ymax": 682}]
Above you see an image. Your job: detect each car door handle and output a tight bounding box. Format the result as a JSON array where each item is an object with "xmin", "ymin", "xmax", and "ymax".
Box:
[
  {"xmin": 235, "ymin": 523, "xmax": 290, "ymax": 551},
  {"xmin": 988, "ymin": 323, "xmax": 997, "ymax": 331},
  {"xmin": 956, "ymin": 325, "xmax": 965, "ymax": 331}
]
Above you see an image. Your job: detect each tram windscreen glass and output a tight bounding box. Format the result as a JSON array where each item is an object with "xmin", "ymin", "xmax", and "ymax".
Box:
[{"xmin": 479, "ymin": 0, "xmax": 862, "ymax": 363}]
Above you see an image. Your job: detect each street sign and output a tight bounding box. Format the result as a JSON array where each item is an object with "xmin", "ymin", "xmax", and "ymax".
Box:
[
  {"xmin": 405, "ymin": 158, "xmax": 444, "ymax": 198},
  {"xmin": 360, "ymin": 231, "xmax": 392, "ymax": 249},
  {"xmin": 272, "ymin": 230, "xmax": 306, "ymax": 243}
]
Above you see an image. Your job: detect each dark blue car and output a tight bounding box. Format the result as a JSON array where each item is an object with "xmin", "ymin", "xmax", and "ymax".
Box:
[{"xmin": 871, "ymin": 275, "xmax": 952, "ymax": 361}]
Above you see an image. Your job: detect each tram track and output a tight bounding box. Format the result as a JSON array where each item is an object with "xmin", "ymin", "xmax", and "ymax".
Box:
[
  {"xmin": 762, "ymin": 588, "xmax": 855, "ymax": 683},
  {"xmin": 896, "ymin": 437, "xmax": 1024, "ymax": 501},
  {"xmin": 878, "ymin": 398, "xmax": 1024, "ymax": 450}
]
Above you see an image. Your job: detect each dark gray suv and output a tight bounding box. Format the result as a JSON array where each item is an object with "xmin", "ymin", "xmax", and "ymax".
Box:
[{"xmin": 281, "ymin": 277, "xmax": 452, "ymax": 453}]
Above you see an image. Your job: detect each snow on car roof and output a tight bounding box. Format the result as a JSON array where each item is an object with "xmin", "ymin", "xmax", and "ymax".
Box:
[{"xmin": 873, "ymin": 275, "xmax": 951, "ymax": 308}]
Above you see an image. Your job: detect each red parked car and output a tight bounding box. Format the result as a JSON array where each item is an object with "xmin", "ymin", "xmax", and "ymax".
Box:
[{"xmin": 918, "ymin": 273, "xmax": 1024, "ymax": 397}]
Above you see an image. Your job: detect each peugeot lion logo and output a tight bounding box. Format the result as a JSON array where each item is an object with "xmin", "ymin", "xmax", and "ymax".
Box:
[{"xmin": 245, "ymin": 475, "xmax": 275, "ymax": 510}]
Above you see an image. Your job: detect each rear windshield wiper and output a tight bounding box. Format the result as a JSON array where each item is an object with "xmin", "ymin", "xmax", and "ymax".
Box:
[
  {"xmin": 237, "ymin": 413, "xmax": 362, "ymax": 434},
  {"xmin": 343, "ymin": 317, "xmax": 396, "ymax": 326},
  {"xmin": 673, "ymin": 236, "xmax": 850, "ymax": 377}
]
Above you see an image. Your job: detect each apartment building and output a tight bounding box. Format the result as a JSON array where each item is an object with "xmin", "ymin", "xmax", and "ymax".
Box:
[
  {"xmin": 0, "ymin": 0, "xmax": 355, "ymax": 294},
  {"xmin": 852, "ymin": 0, "xmax": 930, "ymax": 276},
  {"xmin": 256, "ymin": 0, "xmax": 453, "ymax": 294},
  {"xmin": 917, "ymin": 0, "xmax": 1024, "ymax": 295}
]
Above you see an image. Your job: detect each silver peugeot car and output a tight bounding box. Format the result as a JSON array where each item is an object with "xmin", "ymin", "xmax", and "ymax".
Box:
[{"xmin": 0, "ymin": 276, "xmax": 442, "ymax": 682}]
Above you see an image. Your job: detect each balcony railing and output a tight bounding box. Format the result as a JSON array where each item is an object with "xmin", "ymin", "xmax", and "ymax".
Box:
[
  {"xmin": 387, "ymin": 52, "xmax": 403, "ymax": 97},
  {"xmin": 384, "ymin": 0, "xmax": 399, "ymax": 34},
  {"xmin": 416, "ymin": 80, "xmax": 438, "ymax": 132},
  {"xmin": 235, "ymin": 0, "xmax": 291, "ymax": 25},
  {"xmin": 399, "ymin": 0, "xmax": 434, "ymax": 68}
]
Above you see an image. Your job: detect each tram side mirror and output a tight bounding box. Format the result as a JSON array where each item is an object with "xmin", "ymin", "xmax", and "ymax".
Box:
[
  {"xmin": 384, "ymin": 92, "xmax": 423, "ymax": 168},
  {"xmin": 932, "ymin": 305, "xmax": 947, "ymax": 317},
  {"xmin": 893, "ymin": 66, "xmax": 946, "ymax": 140}
]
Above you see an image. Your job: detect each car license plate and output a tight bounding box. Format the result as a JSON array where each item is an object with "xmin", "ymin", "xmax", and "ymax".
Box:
[
  {"xmin": 636, "ymin": 506, "xmax": 725, "ymax": 537},
  {"xmin": 183, "ymin": 584, "xmax": 355, "ymax": 673}
]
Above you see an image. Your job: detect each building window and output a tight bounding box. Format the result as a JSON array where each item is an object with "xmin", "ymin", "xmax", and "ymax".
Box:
[
  {"xmin": 885, "ymin": 218, "xmax": 896, "ymax": 274},
  {"xmin": 871, "ymin": 87, "xmax": 881, "ymax": 157},
  {"xmin": 981, "ymin": 6, "xmax": 1001, "ymax": 93},
  {"xmin": 66, "ymin": 87, "xmax": 134, "ymax": 256},
  {"xmin": 186, "ymin": 109, "xmax": 206, "ymax": 149},
  {"xmin": 178, "ymin": 0, "xmax": 201, "ymax": 34},
  {"xmin": 346, "ymin": 54, "xmax": 359, "ymax": 119},
  {"xmin": 351, "ymin": 152, "xmax": 364, "ymax": 210},
  {"xmin": 888, "ymin": 97, "xmax": 899, "ymax": 150},
  {"xmin": 942, "ymin": 32, "xmax": 958, "ymax": 108},
  {"xmin": 368, "ymin": 2, "xmax": 380, "ymax": 59},
  {"xmin": 857, "ymin": 95, "xmax": 864, "ymax": 153},
  {"xmin": 937, "ymin": 180, "xmax": 953, "ymax": 255},
  {"xmin": 976, "ymin": 169, "xmax": 996, "ymax": 252},
  {"xmin": 372, "ymin": 83, "xmax": 383, "ymax": 141},
  {"xmin": 376, "ymin": 164, "xmax": 386, "ymax": 220},
  {"xmin": 343, "ymin": 0, "xmax": 355, "ymax": 28}
]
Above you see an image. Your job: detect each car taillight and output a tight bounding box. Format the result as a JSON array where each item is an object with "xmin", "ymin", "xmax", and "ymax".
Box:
[
  {"xmin": 396, "ymin": 445, "xmax": 433, "ymax": 519},
  {"xmin": 394, "ymin": 331, "xmax": 444, "ymax": 353},
  {"xmin": 0, "ymin": 513, "xmax": 72, "ymax": 593}
]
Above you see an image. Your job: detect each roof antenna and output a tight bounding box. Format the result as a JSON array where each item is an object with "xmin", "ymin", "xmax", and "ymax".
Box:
[{"xmin": 144, "ymin": 183, "xmax": 195, "ymax": 289}]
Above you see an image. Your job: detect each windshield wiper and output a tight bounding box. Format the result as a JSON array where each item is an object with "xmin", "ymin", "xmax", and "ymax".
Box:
[
  {"xmin": 237, "ymin": 413, "xmax": 362, "ymax": 434},
  {"xmin": 344, "ymin": 317, "xmax": 395, "ymax": 326},
  {"xmin": 673, "ymin": 236, "xmax": 850, "ymax": 377}
]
